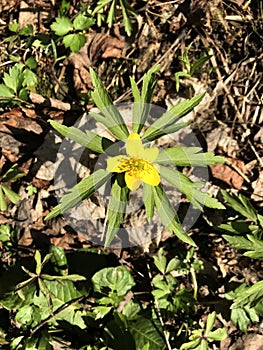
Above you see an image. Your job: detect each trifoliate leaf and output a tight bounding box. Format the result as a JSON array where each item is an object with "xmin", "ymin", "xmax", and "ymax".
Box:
[
  {"xmin": 50, "ymin": 17, "xmax": 73, "ymax": 36},
  {"xmin": 63, "ymin": 33, "xmax": 86, "ymax": 52},
  {"xmin": 73, "ymin": 14, "xmax": 95, "ymax": 30}
]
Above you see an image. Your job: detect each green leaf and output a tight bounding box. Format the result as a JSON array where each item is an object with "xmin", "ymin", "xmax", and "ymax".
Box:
[
  {"xmin": 73, "ymin": 14, "xmax": 95, "ymax": 30},
  {"xmin": 120, "ymin": 0, "xmax": 134, "ymax": 36},
  {"xmin": 19, "ymin": 24, "xmax": 33, "ymax": 36},
  {"xmin": 45, "ymin": 169, "xmax": 112, "ymax": 219},
  {"xmin": 152, "ymin": 184, "xmax": 196, "ymax": 246},
  {"xmin": 153, "ymin": 248, "xmax": 166, "ymax": 274},
  {"xmin": 49, "ymin": 120, "xmax": 116, "ymax": 154},
  {"xmin": 106, "ymin": 0, "xmax": 117, "ymax": 28},
  {"xmin": 142, "ymin": 93, "xmax": 205, "ymax": 141},
  {"xmin": 221, "ymin": 190, "xmax": 258, "ymax": 222},
  {"xmin": 1, "ymin": 186, "xmax": 21, "ymax": 204},
  {"xmin": 204, "ymin": 311, "xmax": 216, "ymax": 336},
  {"xmin": 89, "ymin": 68, "xmax": 129, "ymax": 140},
  {"xmin": 160, "ymin": 166, "xmax": 225, "ymax": 210},
  {"xmin": 131, "ymin": 65, "xmax": 160, "ymax": 133},
  {"xmin": 142, "ymin": 183, "xmax": 155, "ymax": 222},
  {"xmin": 25, "ymin": 56, "xmax": 38, "ymax": 69},
  {"xmin": 50, "ymin": 245, "xmax": 67, "ymax": 268},
  {"xmin": 23, "ymin": 69, "xmax": 38, "ymax": 87},
  {"xmin": 218, "ymin": 220, "xmax": 256, "ymax": 235},
  {"xmin": 175, "ymin": 72, "xmax": 191, "ymax": 92},
  {"xmin": 0, "ymin": 187, "xmax": 7, "ymax": 211},
  {"xmin": 230, "ymin": 308, "xmax": 251, "ymax": 333},
  {"xmin": 8, "ymin": 21, "xmax": 19, "ymax": 32},
  {"xmin": 156, "ymin": 146, "xmax": 226, "ymax": 166},
  {"xmin": 92, "ymin": 0, "xmax": 112, "ymax": 15},
  {"xmin": 0, "ymin": 84, "xmax": 14, "ymax": 98},
  {"xmin": 63, "ymin": 33, "xmax": 86, "ymax": 52},
  {"xmin": 129, "ymin": 316, "xmax": 166, "ymax": 350},
  {"xmin": 223, "ymin": 234, "xmax": 263, "ymax": 259},
  {"xmin": 92, "ymin": 266, "xmax": 135, "ymax": 297},
  {"xmin": 231, "ymin": 280, "xmax": 263, "ymax": 309},
  {"xmin": 93, "ymin": 305, "xmax": 112, "ymax": 319},
  {"xmin": 50, "ymin": 17, "xmax": 73, "ymax": 36},
  {"xmin": 207, "ymin": 328, "xmax": 227, "ymax": 341},
  {"xmin": 3, "ymin": 64, "xmax": 24, "ymax": 93},
  {"xmin": 35, "ymin": 250, "xmax": 42, "ymax": 275},
  {"xmin": 105, "ymin": 177, "xmax": 130, "ymax": 247}
]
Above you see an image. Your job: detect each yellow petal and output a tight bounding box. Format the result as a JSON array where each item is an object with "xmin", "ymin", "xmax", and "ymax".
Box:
[
  {"xmin": 140, "ymin": 165, "xmax": 160, "ymax": 186},
  {"xmin": 141, "ymin": 147, "xmax": 159, "ymax": 162},
  {"xmin": 125, "ymin": 172, "xmax": 142, "ymax": 191},
  {"xmin": 107, "ymin": 155, "xmax": 129, "ymax": 172},
  {"xmin": 126, "ymin": 134, "xmax": 144, "ymax": 157}
]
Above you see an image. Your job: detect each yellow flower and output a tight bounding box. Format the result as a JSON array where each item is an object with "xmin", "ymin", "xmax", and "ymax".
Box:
[{"xmin": 106, "ymin": 133, "xmax": 160, "ymax": 191}]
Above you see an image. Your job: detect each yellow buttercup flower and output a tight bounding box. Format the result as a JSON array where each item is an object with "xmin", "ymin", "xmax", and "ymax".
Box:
[{"xmin": 106, "ymin": 133, "xmax": 160, "ymax": 191}]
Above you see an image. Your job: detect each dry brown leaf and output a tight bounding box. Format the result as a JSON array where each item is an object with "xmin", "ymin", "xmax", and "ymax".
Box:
[{"xmin": 210, "ymin": 157, "xmax": 245, "ymax": 189}]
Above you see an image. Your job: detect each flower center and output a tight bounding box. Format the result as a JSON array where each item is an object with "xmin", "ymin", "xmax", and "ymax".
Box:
[{"xmin": 119, "ymin": 157, "xmax": 150, "ymax": 174}]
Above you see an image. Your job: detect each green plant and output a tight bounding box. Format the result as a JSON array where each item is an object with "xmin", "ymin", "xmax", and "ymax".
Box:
[
  {"xmin": 0, "ymin": 164, "xmax": 24, "ymax": 211},
  {"xmin": 91, "ymin": 0, "xmax": 137, "ymax": 36},
  {"xmin": 0, "ymin": 63, "xmax": 37, "ymax": 105},
  {"xmin": 50, "ymin": 13, "xmax": 95, "ymax": 52},
  {"xmin": 45, "ymin": 65, "xmax": 225, "ymax": 247},
  {"xmin": 219, "ymin": 190, "xmax": 263, "ymax": 332},
  {"xmin": 180, "ymin": 311, "xmax": 227, "ymax": 350},
  {"xmin": 175, "ymin": 43, "xmax": 210, "ymax": 92}
]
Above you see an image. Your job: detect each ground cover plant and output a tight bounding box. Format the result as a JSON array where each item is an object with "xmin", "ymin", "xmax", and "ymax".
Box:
[{"xmin": 0, "ymin": 0, "xmax": 262, "ymax": 349}]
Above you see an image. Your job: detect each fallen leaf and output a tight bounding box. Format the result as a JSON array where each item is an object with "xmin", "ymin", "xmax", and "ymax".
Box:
[{"xmin": 210, "ymin": 157, "xmax": 245, "ymax": 189}]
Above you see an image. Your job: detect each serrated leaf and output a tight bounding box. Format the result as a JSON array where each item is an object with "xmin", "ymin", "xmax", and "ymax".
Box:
[
  {"xmin": 230, "ymin": 308, "xmax": 250, "ymax": 333},
  {"xmin": 142, "ymin": 93, "xmax": 205, "ymax": 141},
  {"xmin": 160, "ymin": 166, "xmax": 225, "ymax": 210},
  {"xmin": 153, "ymin": 248, "xmax": 166, "ymax": 274},
  {"xmin": 129, "ymin": 316, "xmax": 166, "ymax": 350},
  {"xmin": 223, "ymin": 234, "xmax": 263, "ymax": 259},
  {"xmin": 207, "ymin": 327, "xmax": 227, "ymax": 341},
  {"xmin": 23, "ymin": 69, "xmax": 37, "ymax": 87},
  {"xmin": 3, "ymin": 65, "xmax": 24, "ymax": 93},
  {"xmin": 142, "ymin": 183, "xmax": 155, "ymax": 222},
  {"xmin": 73, "ymin": 14, "xmax": 95, "ymax": 30},
  {"xmin": 50, "ymin": 17, "xmax": 73, "ymax": 36},
  {"xmin": 131, "ymin": 65, "xmax": 160, "ymax": 133},
  {"xmin": 0, "ymin": 84, "xmax": 14, "ymax": 98},
  {"xmin": 204, "ymin": 311, "xmax": 216, "ymax": 336},
  {"xmin": 221, "ymin": 190, "xmax": 258, "ymax": 222},
  {"xmin": 25, "ymin": 56, "xmax": 38, "ymax": 69},
  {"xmin": 19, "ymin": 24, "xmax": 33, "ymax": 36},
  {"xmin": 1, "ymin": 186, "xmax": 21, "ymax": 204},
  {"xmin": 93, "ymin": 306, "xmax": 112, "ymax": 319},
  {"xmin": 49, "ymin": 120, "xmax": 116, "ymax": 154},
  {"xmin": 45, "ymin": 169, "xmax": 112, "ymax": 219},
  {"xmin": 156, "ymin": 146, "xmax": 226, "ymax": 166},
  {"xmin": 92, "ymin": 0, "xmax": 112, "ymax": 15},
  {"xmin": 0, "ymin": 187, "xmax": 7, "ymax": 211},
  {"xmin": 106, "ymin": 0, "xmax": 117, "ymax": 27},
  {"xmin": 63, "ymin": 33, "xmax": 86, "ymax": 52},
  {"xmin": 8, "ymin": 21, "xmax": 19, "ymax": 32},
  {"xmin": 92, "ymin": 266, "xmax": 135, "ymax": 297},
  {"xmin": 89, "ymin": 68, "xmax": 129, "ymax": 140},
  {"xmin": 152, "ymin": 184, "xmax": 196, "ymax": 246},
  {"xmin": 104, "ymin": 177, "xmax": 130, "ymax": 247}
]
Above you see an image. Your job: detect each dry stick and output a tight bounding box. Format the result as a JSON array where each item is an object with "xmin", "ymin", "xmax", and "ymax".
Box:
[
  {"xmin": 114, "ymin": 29, "xmax": 189, "ymax": 104},
  {"xmin": 146, "ymin": 262, "xmax": 172, "ymax": 350}
]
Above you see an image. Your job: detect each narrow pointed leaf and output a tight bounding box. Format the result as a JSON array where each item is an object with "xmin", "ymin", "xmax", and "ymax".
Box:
[
  {"xmin": 105, "ymin": 178, "xmax": 130, "ymax": 247},
  {"xmin": 0, "ymin": 186, "xmax": 7, "ymax": 211},
  {"xmin": 45, "ymin": 169, "xmax": 112, "ymax": 219},
  {"xmin": 142, "ymin": 183, "xmax": 155, "ymax": 222},
  {"xmin": 142, "ymin": 93, "xmax": 205, "ymax": 141},
  {"xmin": 1, "ymin": 185, "xmax": 21, "ymax": 204},
  {"xmin": 152, "ymin": 184, "xmax": 196, "ymax": 246},
  {"xmin": 89, "ymin": 68, "xmax": 129, "ymax": 140},
  {"xmin": 49, "ymin": 120, "xmax": 116, "ymax": 154},
  {"xmin": 156, "ymin": 146, "xmax": 226, "ymax": 166}
]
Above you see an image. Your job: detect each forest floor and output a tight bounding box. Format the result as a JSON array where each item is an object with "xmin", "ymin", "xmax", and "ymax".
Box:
[{"xmin": 0, "ymin": 0, "xmax": 262, "ymax": 349}]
